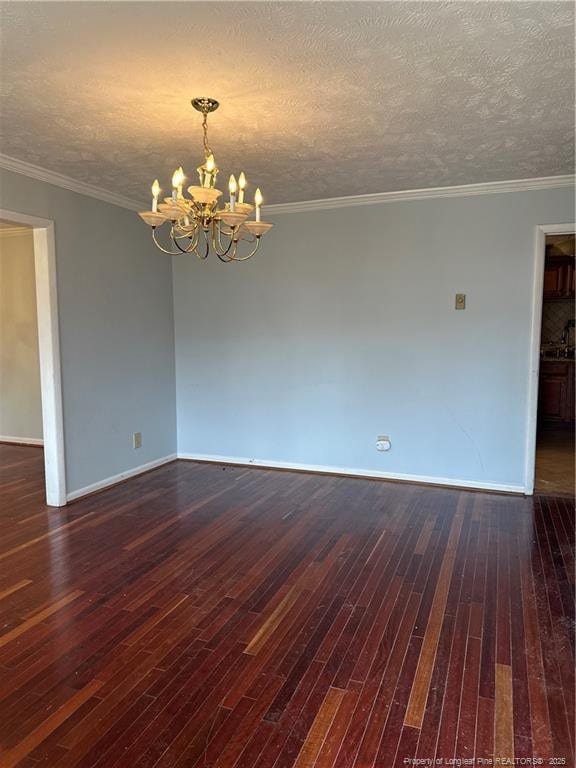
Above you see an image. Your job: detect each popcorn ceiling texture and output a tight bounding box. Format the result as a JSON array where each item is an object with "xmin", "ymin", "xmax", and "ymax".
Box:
[{"xmin": 0, "ymin": 1, "xmax": 573, "ymax": 205}]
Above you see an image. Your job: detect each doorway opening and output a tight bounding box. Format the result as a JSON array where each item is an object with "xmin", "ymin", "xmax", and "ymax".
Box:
[
  {"xmin": 0, "ymin": 223, "xmax": 42, "ymax": 442},
  {"xmin": 0, "ymin": 221, "xmax": 45, "ymax": 500},
  {"xmin": 534, "ymin": 232, "xmax": 575, "ymax": 496},
  {"xmin": 0, "ymin": 209, "xmax": 66, "ymax": 506}
]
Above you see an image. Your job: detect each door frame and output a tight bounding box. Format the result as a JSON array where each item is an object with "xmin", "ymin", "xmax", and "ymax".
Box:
[
  {"xmin": 0, "ymin": 208, "xmax": 66, "ymax": 506},
  {"xmin": 524, "ymin": 222, "xmax": 575, "ymax": 495}
]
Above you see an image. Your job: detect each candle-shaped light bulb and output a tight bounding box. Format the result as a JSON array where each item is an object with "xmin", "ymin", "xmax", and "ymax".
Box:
[
  {"xmin": 177, "ymin": 167, "xmax": 184, "ymax": 198},
  {"xmin": 254, "ymin": 187, "xmax": 263, "ymax": 222},
  {"xmin": 200, "ymin": 154, "xmax": 216, "ymax": 188},
  {"xmin": 171, "ymin": 168, "xmax": 181, "ymax": 201},
  {"xmin": 151, "ymin": 179, "xmax": 160, "ymax": 212},
  {"xmin": 228, "ymin": 174, "xmax": 237, "ymax": 212},
  {"xmin": 238, "ymin": 171, "xmax": 247, "ymax": 204}
]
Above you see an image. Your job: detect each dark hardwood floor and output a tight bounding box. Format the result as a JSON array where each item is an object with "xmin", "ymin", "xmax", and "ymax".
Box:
[
  {"xmin": 0, "ymin": 443, "xmax": 574, "ymax": 768},
  {"xmin": 535, "ymin": 425, "xmax": 576, "ymax": 497}
]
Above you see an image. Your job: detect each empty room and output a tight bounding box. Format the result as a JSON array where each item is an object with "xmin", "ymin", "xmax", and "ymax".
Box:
[{"xmin": 0, "ymin": 2, "xmax": 574, "ymax": 767}]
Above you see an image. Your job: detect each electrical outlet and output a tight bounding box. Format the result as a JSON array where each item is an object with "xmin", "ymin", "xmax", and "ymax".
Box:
[
  {"xmin": 133, "ymin": 432, "xmax": 142, "ymax": 449},
  {"xmin": 376, "ymin": 435, "xmax": 391, "ymax": 452}
]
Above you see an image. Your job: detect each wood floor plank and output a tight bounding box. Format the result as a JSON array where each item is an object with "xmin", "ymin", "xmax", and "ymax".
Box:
[
  {"xmin": 0, "ymin": 579, "xmax": 33, "ymax": 603},
  {"xmin": 0, "ymin": 590, "xmax": 84, "ymax": 650},
  {"xmin": 1, "ymin": 680, "xmax": 103, "ymax": 768},
  {"xmin": 0, "ymin": 443, "xmax": 573, "ymax": 768},
  {"xmin": 244, "ymin": 584, "xmax": 302, "ymax": 655},
  {"xmin": 403, "ymin": 503, "xmax": 464, "ymax": 729},
  {"xmin": 495, "ymin": 663, "xmax": 514, "ymax": 762},
  {"xmin": 314, "ymin": 687, "xmax": 359, "ymax": 768}
]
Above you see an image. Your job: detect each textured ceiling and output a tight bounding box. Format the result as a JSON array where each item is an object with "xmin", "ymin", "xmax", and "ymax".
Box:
[{"xmin": 0, "ymin": 1, "xmax": 574, "ymax": 205}]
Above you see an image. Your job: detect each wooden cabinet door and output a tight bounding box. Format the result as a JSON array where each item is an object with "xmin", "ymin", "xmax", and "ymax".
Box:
[
  {"xmin": 543, "ymin": 260, "xmax": 569, "ymax": 298},
  {"xmin": 538, "ymin": 376, "xmax": 568, "ymax": 421}
]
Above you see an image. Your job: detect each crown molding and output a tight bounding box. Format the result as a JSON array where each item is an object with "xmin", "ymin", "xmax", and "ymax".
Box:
[
  {"xmin": 266, "ymin": 174, "xmax": 575, "ymax": 215},
  {"xmin": 0, "ymin": 153, "xmax": 573, "ymax": 217},
  {"xmin": 0, "ymin": 154, "xmax": 145, "ymax": 212}
]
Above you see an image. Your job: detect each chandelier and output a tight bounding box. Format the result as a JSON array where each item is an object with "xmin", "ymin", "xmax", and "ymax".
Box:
[{"xmin": 138, "ymin": 97, "xmax": 272, "ymax": 262}]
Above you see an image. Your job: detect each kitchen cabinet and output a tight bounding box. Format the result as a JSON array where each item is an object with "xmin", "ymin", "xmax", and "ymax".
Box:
[
  {"xmin": 538, "ymin": 361, "xmax": 575, "ymax": 423},
  {"xmin": 543, "ymin": 256, "xmax": 575, "ymax": 299}
]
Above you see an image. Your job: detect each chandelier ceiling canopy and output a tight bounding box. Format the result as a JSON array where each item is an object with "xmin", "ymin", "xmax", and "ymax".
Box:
[{"xmin": 139, "ymin": 98, "xmax": 272, "ymax": 262}]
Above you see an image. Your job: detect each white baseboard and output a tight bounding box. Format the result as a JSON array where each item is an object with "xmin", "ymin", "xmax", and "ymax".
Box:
[
  {"xmin": 66, "ymin": 454, "xmax": 177, "ymax": 502},
  {"xmin": 177, "ymin": 452, "xmax": 526, "ymax": 495},
  {"xmin": 63, "ymin": 451, "xmax": 526, "ymax": 503},
  {"xmin": 0, "ymin": 435, "xmax": 44, "ymax": 446}
]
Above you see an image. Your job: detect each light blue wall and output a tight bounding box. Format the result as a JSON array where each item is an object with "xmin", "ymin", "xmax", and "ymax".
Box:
[
  {"xmin": 173, "ymin": 186, "xmax": 574, "ymax": 490},
  {"xmin": 0, "ymin": 169, "xmax": 177, "ymax": 494},
  {"xmin": 1, "ymin": 171, "xmax": 571, "ymax": 495}
]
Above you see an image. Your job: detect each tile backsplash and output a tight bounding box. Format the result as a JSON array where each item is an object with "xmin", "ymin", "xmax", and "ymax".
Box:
[{"xmin": 541, "ymin": 299, "xmax": 575, "ymax": 343}]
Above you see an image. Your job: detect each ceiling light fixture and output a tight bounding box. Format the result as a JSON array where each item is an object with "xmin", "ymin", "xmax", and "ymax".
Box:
[{"xmin": 139, "ymin": 98, "xmax": 272, "ymax": 261}]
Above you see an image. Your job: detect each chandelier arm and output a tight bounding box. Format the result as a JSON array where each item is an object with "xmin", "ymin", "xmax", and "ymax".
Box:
[
  {"xmin": 152, "ymin": 227, "xmax": 188, "ymax": 255},
  {"xmin": 196, "ymin": 227, "xmax": 210, "ymax": 260},
  {"xmin": 213, "ymin": 236, "xmax": 238, "ymax": 262},
  {"xmin": 173, "ymin": 224, "xmax": 200, "ymax": 251},
  {"xmin": 217, "ymin": 223, "xmax": 235, "ymax": 238},
  {"xmin": 167, "ymin": 223, "xmax": 198, "ymax": 254},
  {"xmin": 217, "ymin": 221, "xmax": 256, "ymax": 245},
  {"xmin": 214, "ymin": 249, "xmax": 234, "ymax": 263},
  {"xmin": 173, "ymin": 222, "xmax": 198, "ymax": 239},
  {"xmin": 172, "ymin": 235, "xmax": 197, "ymax": 254},
  {"xmin": 189, "ymin": 244, "xmax": 204, "ymax": 260},
  {"xmin": 212, "ymin": 239, "xmax": 234, "ymax": 258},
  {"xmin": 228, "ymin": 236, "xmax": 262, "ymax": 262},
  {"xmin": 186, "ymin": 232, "xmax": 207, "ymax": 261},
  {"xmin": 218, "ymin": 225, "xmax": 253, "ymax": 245},
  {"xmin": 212, "ymin": 221, "xmax": 237, "ymax": 257},
  {"xmin": 186, "ymin": 231, "xmax": 200, "ymax": 251}
]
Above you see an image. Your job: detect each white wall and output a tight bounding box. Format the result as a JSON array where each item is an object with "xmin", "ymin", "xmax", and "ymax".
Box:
[
  {"xmin": 173, "ymin": 185, "xmax": 574, "ymax": 492},
  {"xmin": 0, "ymin": 168, "xmax": 177, "ymax": 495},
  {"xmin": 0, "ymin": 228, "xmax": 43, "ymax": 442}
]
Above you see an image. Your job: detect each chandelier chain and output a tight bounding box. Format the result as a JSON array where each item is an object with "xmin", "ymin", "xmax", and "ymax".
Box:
[{"xmin": 202, "ymin": 113, "xmax": 212, "ymax": 159}]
